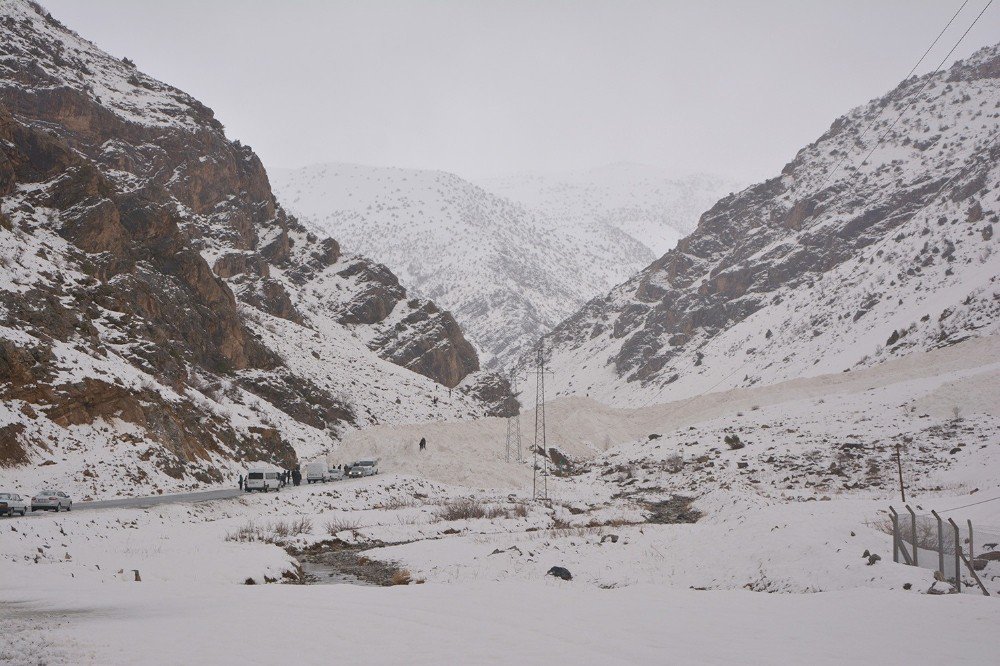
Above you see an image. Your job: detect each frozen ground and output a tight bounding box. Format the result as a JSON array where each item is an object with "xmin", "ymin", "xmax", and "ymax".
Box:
[
  {"xmin": 2, "ymin": 337, "xmax": 999, "ymax": 663},
  {"xmin": 4, "ymin": 579, "xmax": 999, "ymax": 666}
]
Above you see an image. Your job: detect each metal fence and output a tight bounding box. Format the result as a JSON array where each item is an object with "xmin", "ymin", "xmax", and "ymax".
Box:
[{"xmin": 889, "ymin": 505, "xmax": 996, "ymax": 595}]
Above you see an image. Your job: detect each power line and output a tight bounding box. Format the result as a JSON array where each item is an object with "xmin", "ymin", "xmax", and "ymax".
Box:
[
  {"xmin": 808, "ymin": 0, "xmax": 972, "ymax": 197},
  {"xmin": 693, "ymin": 129, "xmax": 998, "ymax": 400},
  {"xmin": 939, "ymin": 495, "xmax": 1000, "ymax": 513},
  {"xmin": 851, "ymin": 0, "xmax": 994, "ymax": 182},
  {"xmin": 636, "ymin": 1, "xmax": 997, "ymax": 408}
]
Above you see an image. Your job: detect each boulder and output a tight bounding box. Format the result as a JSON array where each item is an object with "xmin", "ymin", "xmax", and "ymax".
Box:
[{"xmin": 547, "ymin": 566, "xmax": 572, "ymax": 581}]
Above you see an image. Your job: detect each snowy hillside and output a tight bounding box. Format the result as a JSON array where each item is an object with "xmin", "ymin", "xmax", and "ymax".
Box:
[
  {"xmin": 271, "ymin": 164, "xmax": 734, "ymax": 368},
  {"xmin": 481, "ymin": 164, "xmax": 740, "ymax": 256},
  {"xmin": 4, "ymin": 334, "xmax": 999, "ymax": 662},
  {"xmin": 537, "ymin": 44, "xmax": 1000, "ymax": 407},
  {"xmin": 0, "ymin": 0, "xmax": 512, "ymax": 499}
]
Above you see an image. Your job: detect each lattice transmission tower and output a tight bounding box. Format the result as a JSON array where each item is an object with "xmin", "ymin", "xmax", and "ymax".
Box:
[
  {"xmin": 504, "ymin": 369, "xmax": 522, "ymax": 463},
  {"xmin": 532, "ymin": 340, "xmax": 552, "ymax": 500}
]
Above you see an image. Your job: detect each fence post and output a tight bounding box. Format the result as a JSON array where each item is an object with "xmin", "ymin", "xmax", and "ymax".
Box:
[
  {"xmin": 948, "ymin": 518, "xmax": 961, "ymax": 593},
  {"xmin": 906, "ymin": 505, "xmax": 918, "ymax": 567},
  {"xmin": 958, "ymin": 551, "xmax": 990, "ymax": 596},
  {"xmin": 967, "ymin": 519, "xmax": 974, "ymax": 561},
  {"xmin": 890, "ymin": 507, "xmax": 899, "ymax": 563},
  {"xmin": 931, "ymin": 510, "xmax": 944, "ymax": 578}
]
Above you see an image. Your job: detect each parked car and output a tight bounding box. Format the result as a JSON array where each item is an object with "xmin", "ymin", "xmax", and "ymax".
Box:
[
  {"xmin": 244, "ymin": 467, "xmax": 282, "ymax": 492},
  {"xmin": 303, "ymin": 460, "xmax": 329, "ymax": 484},
  {"xmin": 327, "ymin": 466, "xmax": 344, "ymax": 481},
  {"xmin": 0, "ymin": 492, "xmax": 28, "ymax": 516},
  {"xmin": 32, "ymin": 490, "xmax": 72, "ymax": 512},
  {"xmin": 347, "ymin": 460, "xmax": 379, "ymax": 478}
]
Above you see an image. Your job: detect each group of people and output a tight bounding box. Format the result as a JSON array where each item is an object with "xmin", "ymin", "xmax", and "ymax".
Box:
[{"xmin": 237, "ymin": 468, "xmax": 301, "ymax": 491}]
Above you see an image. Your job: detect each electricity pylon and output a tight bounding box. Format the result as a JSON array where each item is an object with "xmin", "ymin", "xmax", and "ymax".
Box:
[
  {"xmin": 504, "ymin": 370, "xmax": 522, "ymax": 463},
  {"xmin": 532, "ymin": 339, "xmax": 553, "ymax": 500}
]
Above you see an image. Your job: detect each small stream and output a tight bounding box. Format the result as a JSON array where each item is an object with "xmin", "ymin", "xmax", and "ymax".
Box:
[
  {"xmin": 299, "ymin": 560, "xmax": 373, "ymax": 586},
  {"xmin": 292, "ymin": 541, "xmax": 402, "ymax": 586}
]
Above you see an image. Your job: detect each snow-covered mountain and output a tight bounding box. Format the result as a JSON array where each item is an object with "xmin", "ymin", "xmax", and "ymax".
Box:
[
  {"xmin": 536, "ymin": 43, "xmax": 1000, "ymax": 407},
  {"xmin": 480, "ymin": 164, "xmax": 740, "ymax": 257},
  {"xmin": 0, "ymin": 0, "xmax": 512, "ymax": 496},
  {"xmin": 271, "ymin": 163, "xmax": 736, "ymax": 367}
]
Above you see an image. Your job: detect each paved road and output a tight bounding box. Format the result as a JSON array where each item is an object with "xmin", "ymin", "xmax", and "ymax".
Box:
[
  {"xmin": 6, "ymin": 488, "xmax": 246, "ymax": 518},
  {"xmin": 8, "ymin": 478, "xmax": 365, "ymax": 518},
  {"xmin": 76, "ymin": 488, "xmax": 244, "ymax": 511}
]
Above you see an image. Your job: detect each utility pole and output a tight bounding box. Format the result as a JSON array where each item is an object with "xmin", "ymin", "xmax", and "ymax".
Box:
[
  {"xmin": 532, "ymin": 339, "xmax": 552, "ymax": 500},
  {"xmin": 895, "ymin": 442, "xmax": 906, "ymax": 503},
  {"xmin": 504, "ymin": 369, "xmax": 522, "ymax": 463}
]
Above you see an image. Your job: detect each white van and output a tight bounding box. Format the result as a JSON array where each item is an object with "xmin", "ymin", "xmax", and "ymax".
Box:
[
  {"xmin": 303, "ymin": 460, "xmax": 329, "ymax": 484},
  {"xmin": 347, "ymin": 460, "xmax": 379, "ymax": 478},
  {"xmin": 245, "ymin": 467, "xmax": 282, "ymax": 492}
]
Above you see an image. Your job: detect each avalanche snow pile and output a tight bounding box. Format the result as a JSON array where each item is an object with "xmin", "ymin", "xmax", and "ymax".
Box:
[
  {"xmin": 0, "ymin": 0, "xmax": 513, "ymax": 498},
  {"xmin": 271, "ymin": 163, "xmax": 735, "ymax": 367},
  {"xmin": 538, "ymin": 44, "xmax": 1000, "ymax": 406}
]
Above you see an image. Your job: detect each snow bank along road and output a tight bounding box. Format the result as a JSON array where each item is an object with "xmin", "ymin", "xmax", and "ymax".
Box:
[{"xmin": 2, "ymin": 336, "xmax": 999, "ymax": 663}]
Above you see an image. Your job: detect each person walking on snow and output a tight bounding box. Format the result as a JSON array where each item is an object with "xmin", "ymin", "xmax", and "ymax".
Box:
[{"xmin": 419, "ymin": 437, "xmax": 426, "ymax": 452}]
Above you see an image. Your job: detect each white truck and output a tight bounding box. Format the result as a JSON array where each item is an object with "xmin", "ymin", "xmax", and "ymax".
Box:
[
  {"xmin": 245, "ymin": 465, "xmax": 282, "ymax": 492},
  {"xmin": 303, "ymin": 460, "xmax": 329, "ymax": 484}
]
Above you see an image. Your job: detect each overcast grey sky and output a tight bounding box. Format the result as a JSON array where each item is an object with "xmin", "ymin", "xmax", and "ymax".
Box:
[{"xmin": 42, "ymin": 0, "xmax": 999, "ymax": 182}]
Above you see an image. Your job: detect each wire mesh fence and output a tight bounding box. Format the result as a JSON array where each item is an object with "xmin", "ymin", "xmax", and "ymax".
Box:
[{"xmin": 887, "ymin": 505, "xmax": 999, "ymax": 595}]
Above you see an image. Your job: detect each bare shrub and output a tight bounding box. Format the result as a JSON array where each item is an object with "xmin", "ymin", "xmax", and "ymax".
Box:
[
  {"xmin": 389, "ymin": 569, "xmax": 413, "ymax": 586},
  {"xmin": 289, "ymin": 516, "xmax": 313, "ymax": 536},
  {"xmin": 226, "ymin": 520, "xmax": 270, "ymax": 543},
  {"xmin": 234, "ymin": 516, "xmax": 312, "ymax": 542},
  {"xmin": 272, "ymin": 521, "xmax": 290, "ymax": 539},
  {"xmin": 484, "ymin": 505, "xmax": 513, "ymax": 520},
  {"xmin": 436, "ymin": 499, "xmax": 487, "ymax": 521},
  {"xmin": 379, "ymin": 497, "xmax": 417, "ymax": 510},
  {"xmin": 551, "ymin": 525, "xmax": 603, "ymax": 538},
  {"xmin": 724, "ymin": 434, "xmax": 744, "ymax": 450},
  {"xmin": 664, "ymin": 453, "xmax": 684, "ymax": 473},
  {"xmin": 585, "ymin": 516, "xmax": 635, "ymax": 529},
  {"xmin": 326, "ymin": 516, "xmax": 361, "ymax": 534},
  {"xmin": 865, "ymin": 515, "xmax": 940, "ymax": 550},
  {"xmin": 511, "ymin": 503, "xmax": 529, "ymax": 518},
  {"xmin": 552, "ymin": 515, "xmax": 572, "ymax": 529}
]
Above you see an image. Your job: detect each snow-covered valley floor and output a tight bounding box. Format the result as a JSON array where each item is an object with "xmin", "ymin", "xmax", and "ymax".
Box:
[
  {"xmin": 6, "ymin": 580, "xmax": 998, "ymax": 665},
  {"xmin": 3, "ymin": 337, "xmax": 999, "ymax": 664}
]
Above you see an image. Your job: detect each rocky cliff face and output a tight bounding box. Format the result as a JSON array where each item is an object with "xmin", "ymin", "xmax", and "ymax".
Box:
[
  {"xmin": 271, "ymin": 163, "xmax": 735, "ymax": 369},
  {"xmin": 0, "ymin": 0, "xmax": 511, "ymax": 497},
  {"xmin": 537, "ymin": 44, "xmax": 1000, "ymax": 406}
]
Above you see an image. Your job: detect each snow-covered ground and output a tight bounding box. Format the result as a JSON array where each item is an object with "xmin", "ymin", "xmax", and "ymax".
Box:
[
  {"xmin": 5, "ymin": 579, "xmax": 997, "ymax": 665},
  {"xmin": 3, "ymin": 337, "xmax": 999, "ymax": 663}
]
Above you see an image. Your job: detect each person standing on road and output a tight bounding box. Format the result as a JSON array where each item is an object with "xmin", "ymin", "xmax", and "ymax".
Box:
[
  {"xmin": 238, "ymin": 474, "xmax": 244, "ymax": 491},
  {"xmin": 419, "ymin": 437, "xmax": 426, "ymax": 452},
  {"xmin": 292, "ymin": 468, "xmax": 301, "ymax": 486}
]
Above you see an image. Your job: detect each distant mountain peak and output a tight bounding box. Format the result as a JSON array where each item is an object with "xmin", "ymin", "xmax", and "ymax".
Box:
[{"xmin": 271, "ymin": 162, "xmax": 737, "ymax": 367}]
